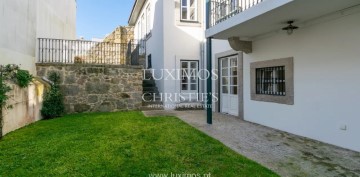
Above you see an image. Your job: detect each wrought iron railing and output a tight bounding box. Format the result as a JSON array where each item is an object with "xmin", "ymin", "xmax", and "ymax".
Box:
[
  {"xmin": 208, "ymin": 0, "xmax": 264, "ymax": 28},
  {"xmin": 37, "ymin": 38, "xmax": 143, "ymax": 65}
]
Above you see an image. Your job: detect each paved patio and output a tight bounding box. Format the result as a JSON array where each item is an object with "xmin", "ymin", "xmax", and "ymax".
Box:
[{"xmin": 143, "ymin": 110, "xmax": 360, "ymax": 177}]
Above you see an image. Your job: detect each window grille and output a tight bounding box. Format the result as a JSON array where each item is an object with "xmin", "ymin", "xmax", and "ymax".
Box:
[{"xmin": 256, "ymin": 66, "xmax": 286, "ymax": 96}]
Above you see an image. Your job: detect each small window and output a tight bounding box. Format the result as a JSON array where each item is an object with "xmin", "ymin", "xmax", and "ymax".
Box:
[
  {"xmin": 181, "ymin": 61, "xmax": 198, "ymax": 92},
  {"xmin": 147, "ymin": 54, "xmax": 152, "ymax": 69},
  {"xmin": 256, "ymin": 66, "xmax": 286, "ymax": 96},
  {"xmin": 181, "ymin": 0, "xmax": 198, "ymax": 21}
]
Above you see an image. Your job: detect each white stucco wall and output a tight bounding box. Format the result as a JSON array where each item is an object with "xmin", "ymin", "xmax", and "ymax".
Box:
[
  {"xmin": 241, "ymin": 12, "xmax": 360, "ymax": 151},
  {"xmin": 211, "ymin": 7, "xmax": 360, "ymax": 152},
  {"xmin": 146, "ymin": 0, "xmax": 165, "ymax": 95},
  {"xmin": 133, "ymin": 0, "xmax": 165, "ymax": 94},
  {"xmin": 162, "ymin": 0, "xmax": 205, "ymax": 107},
  {"xmin": 133, "ymin": 0, "xmax": 206, "ymax": 108},
  {"xmin": 0, "ymin": 0, "xmax": 77, "ymax": 74}
]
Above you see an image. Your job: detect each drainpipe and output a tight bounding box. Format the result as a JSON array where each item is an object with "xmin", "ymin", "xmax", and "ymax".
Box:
[
  {"xmin": 206, "ymin": 0, "xmax": 212, "ymax": 124},
  {"xmin": 206, "ymin": 37, "xmax": 213, "ymax": 125}
]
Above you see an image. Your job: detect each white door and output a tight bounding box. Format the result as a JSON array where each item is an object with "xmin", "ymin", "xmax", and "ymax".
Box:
[
  {"xmin": 220, "ymin": 56, "xmax": 239, "ymax": 116},
  {"xmin": 181, "ymin": 61, "xmax": 199, "ymax": 102}
]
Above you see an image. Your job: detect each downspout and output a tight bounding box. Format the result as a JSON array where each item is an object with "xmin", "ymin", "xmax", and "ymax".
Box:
[
  {"xmin": 206, "ymin": 0, "xmax": 212, "ymax": 124},
  {"xmin": 206, "ymin": 38, "xmax": 213, "ymax": 125}
]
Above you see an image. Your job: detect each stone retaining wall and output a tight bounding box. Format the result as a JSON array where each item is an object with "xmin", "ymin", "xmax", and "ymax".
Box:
[{"xmin": 36, "ymin": 64, "xmax": 143, "ymax": 114}]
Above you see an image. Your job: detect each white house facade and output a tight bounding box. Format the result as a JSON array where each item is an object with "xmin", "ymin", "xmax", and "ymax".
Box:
[
  {"xmin": 206, "ymin": 0, "xmax": 360, "ymax": 152},
  {"xmin": 129, "ymin": 0, "xmax": 207, "ymax": 109}
]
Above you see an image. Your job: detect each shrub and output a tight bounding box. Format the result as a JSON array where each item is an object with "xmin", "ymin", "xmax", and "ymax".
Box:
[
  {"xmin": 41, "ymin": 72, "xmax": 65, "ymax": 119},
  {"xmin": 15, "ymin": 69, "xmax": 33, "ymax": 88}
]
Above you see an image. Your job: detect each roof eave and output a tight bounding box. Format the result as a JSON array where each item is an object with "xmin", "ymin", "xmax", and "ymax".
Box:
[{"xmin": 128, "ymin": 0, "xmax": 146, "ymax": 26}]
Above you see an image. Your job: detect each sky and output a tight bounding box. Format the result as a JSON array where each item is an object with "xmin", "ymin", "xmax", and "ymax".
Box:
[{"xmin": 76, "ymin": 0, "xmax": 134, "ymax": 40}]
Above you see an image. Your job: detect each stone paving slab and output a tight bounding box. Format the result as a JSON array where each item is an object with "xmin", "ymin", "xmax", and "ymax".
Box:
[{"xmin": 143, "ymin": 110, "xmax": 360, "ymax": 177}]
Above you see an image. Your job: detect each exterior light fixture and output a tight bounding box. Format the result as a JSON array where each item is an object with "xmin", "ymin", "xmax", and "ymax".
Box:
[{"xmin": 282, "ymin": 21, "xmax": 299, "ymax": 35}]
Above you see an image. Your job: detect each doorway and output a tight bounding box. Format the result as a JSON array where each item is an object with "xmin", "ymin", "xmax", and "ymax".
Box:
[{"xmin": 220, "ymin": 56, "xmax": 239, "ymax": 116}]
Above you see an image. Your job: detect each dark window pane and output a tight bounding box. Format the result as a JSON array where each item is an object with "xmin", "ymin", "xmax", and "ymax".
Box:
[
  {"xmin": 231, "ymin": 86, "xmax": 238, "ymax": 95},
  {"xmin": 191, "ymin": 84, "xmax": 197, "ymax": 91},
  {"xmin": 191, "ymin": 62, "xmax": 197, "ymax": 69},
  {"xmin": 182, "ymin": 8, "xmax": 188, "ymax": 19},
  {"xmin": 231, "ymin": 58, "xmax": 237, "ymax": 67},
  {"xmin": 222, "ymin": 59, "xmax": 228, "ymax": 68},
  {"xmin": 222, "ymin": 77, "xmax": 229, "ymax": 85},
  {"xmin": 231, "ymin": 77, "xmax": 237, "ymax": 85},
  {"xmin": 182, "ymin": 0, "xmax": 187, "ymax": 6},
  {"xmin": 231, "ymin": 67, "xmax": 237, "ymax": 76},
  {"xmin": 222, "ymin": 86, "xmax": 228, "ymax": 94},
  {"xmin": 182, "ymin": 84, "xmax": 188, "ymax": 91},
  {"xmin": 222, "ymin": 68, "xmax": 228, "ymax": 76},
  {"xmin": 182, "ymin": 62, "xmax": 188, "ymax": 68}
]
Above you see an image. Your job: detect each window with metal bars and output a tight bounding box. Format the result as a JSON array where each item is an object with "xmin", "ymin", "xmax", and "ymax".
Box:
[{"xmin": 256, "ymin": 66, "xmax": 286, "ymax": 96}]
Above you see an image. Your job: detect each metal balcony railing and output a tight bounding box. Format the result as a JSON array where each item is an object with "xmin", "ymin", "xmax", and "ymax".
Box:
[
  {"xmin": 208, "ymin": 0, "xmax": 264, "ymax": 28},
  {"xmin": 37, "ymin": 38, "xmax": 143, "ymax": 65}
]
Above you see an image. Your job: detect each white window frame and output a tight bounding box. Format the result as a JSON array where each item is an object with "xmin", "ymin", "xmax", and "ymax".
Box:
[
  {"xmin": 181, "ymin": 60, "xmax": 199, "ymax": 93},
  {"xmin": 141, "ymin": 13, "xmax": 145, "ymax": 38},
  {"xmin": 137, "ymin": 21, "xmax": 141, "ymax": 41},
  {"xmin": 146, "ymin": 4, "xmax": 151, "ymax": 35},
  {"xmin": 181, "ymin": 0, "xmax": 198, "ymax": 22}
]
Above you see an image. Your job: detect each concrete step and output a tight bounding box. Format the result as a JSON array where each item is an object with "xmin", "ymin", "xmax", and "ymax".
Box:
[
  {"xmin": 142, "ymin": 101, "xmax": 163, "ymax": 106},
  {"xmin": 175, "ymin": 102, "xmax": 205, "ymax": 111},
  {"xmin": 141, "ymin": 104, "xmax": 164, "ymax": 111}
]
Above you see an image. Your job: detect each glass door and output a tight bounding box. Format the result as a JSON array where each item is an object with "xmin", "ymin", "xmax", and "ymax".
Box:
[{"xmin": 220, "ymin": 56, "xmax": 239, "ymax": 116}]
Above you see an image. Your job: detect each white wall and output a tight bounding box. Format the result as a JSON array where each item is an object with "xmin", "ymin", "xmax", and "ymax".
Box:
[
  {"xmin": 0, "ymin": 0, "xmax": 76, "ymax": 136},
  {"xmin": 241, "ymin": 12, "xmax": 360, "ymax": 151},
  {"xmin": 162, "ymin": 0, "xmax": 205, "ymax": 107},
  {"xmin": 133, "ymin": 0, "xmax": 206, "ymax": 108},
  {"xmin": 133, "ymin": 0, "xmax": 166, "ymax": 94},
  {"xmin": 0, "ymin": 0, "xmax": 77, "ymax": 74},
  {"xmin": 146, "ymin": 0, "xmax": 165, "ymax": 94},
  {"xmin": 36, "ymin": 0, "xmax": 77, "ymax": 39}
]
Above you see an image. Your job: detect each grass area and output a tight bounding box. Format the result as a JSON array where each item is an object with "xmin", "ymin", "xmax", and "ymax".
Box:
[{"xmin": 0, "ymin": 112, "xmax": 278, "ymax": 177}]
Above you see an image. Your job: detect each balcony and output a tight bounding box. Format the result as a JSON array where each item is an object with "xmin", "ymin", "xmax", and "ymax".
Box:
[
  {"xmin": 37, "ymin": 38, "xmax": 144, "ymax": 66},
  {"xmin": 206, "ymin": 0, "xmax": 360, "ymax": 40},
  {"xmin": 208, "ymin": 0, "xmax": 264, "ymax": 28}
]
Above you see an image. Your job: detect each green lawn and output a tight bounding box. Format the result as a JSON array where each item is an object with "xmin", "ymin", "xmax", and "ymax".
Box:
[{"xmin": 0, "ymin": 112, "xmax": 278, "ymax": 177}]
